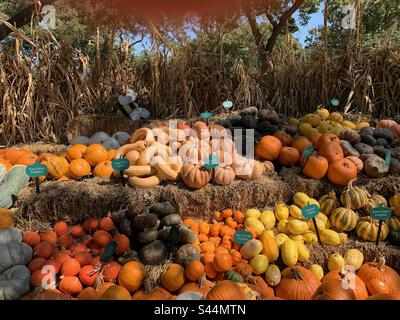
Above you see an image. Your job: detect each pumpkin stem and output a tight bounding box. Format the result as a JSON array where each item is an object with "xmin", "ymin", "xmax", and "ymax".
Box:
[
  {"xmin": 246, "ymin": 275, "xmax": 257, "ymax": 285},
  {"xmin": 328, "ymin": 190, "xmax": 337, "ymax": 199},
  {"xmin": 376, "ymin": 256, "xmax": 386, "ymax": 270},
  {"xmin": 291, "ymin": 267, "xmax": 304, "ymax": 281}
]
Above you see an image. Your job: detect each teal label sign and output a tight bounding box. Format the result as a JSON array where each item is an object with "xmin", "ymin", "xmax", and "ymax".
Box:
[
  {"xmin": 204, "ymin": 155, "xmax": 220, "ymax": 170},
  {"xmin": 26, "ymin": 162, "xmax": 48, "ymax": 178},
  {"xmin": 385, "ymin": 151, "xmax": 392, "ymax": 167},
  {"xmin": 200, "ymin": 111, "xmax": 213, "ymax": 120},
  {"xmin": 330, "ymin": 98, "xmax": 339, "ymax": 107},
  {"xmin": 223, "ymin": 100, "xmax": 233, "ymax": 110},
  {"xmin": 112, "ymin": 158, "xmax": 130, "ymax": 171},
  {"xmin": 233, "ymin": 230, "xmax": 253, "ymax": 244},
  {"xmin": 371, "ymin": 205, "xmax": 392, "ymax": 221},
  {"xmin": 302, "ymin": 146, "xmax": 315, "ymax": 158},
  {"xmin": 101, "ymin": 241, "xmax": 117, "ymax": 262},
  {"xmin": 302, "ymin": 204, "xmax": 320, "ymax": 219}
]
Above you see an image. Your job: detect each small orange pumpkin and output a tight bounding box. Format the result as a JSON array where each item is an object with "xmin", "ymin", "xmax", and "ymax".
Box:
[
  {"xmin": 15, "ymin": 152, "xmax": 39, "ymax": 166},
  {"xmin": 66, "ymin": 144, "xmax": 87, "ymax": 161},
  {"xmin": 93, "ymin": 161, "xmax": 114, "ymax": 179},
  {"xmin": 84, "ymin": 144, "xmax": 109, "ymax": 167},
  {"xmin": 185, "ymin": 260, "xmax": 205, "ymax": 281},
  {"xmin": 278, "ymin": 147, "xmax": 300, "ymax": 166},
  {"xmin": 68, "ymin": 158, "xmax": 91, "ymax": 179},
  {"xmin": 255, "ymin": 136, "xmax": 282, "ymax": 161}
]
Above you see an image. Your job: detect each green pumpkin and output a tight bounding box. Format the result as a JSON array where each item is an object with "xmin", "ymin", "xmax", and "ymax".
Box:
[
  {"xmin": 363, "ymin": 194, "xmax": 387, "ymax": 216},
  {"xmin": 330, "ymin": 207, "xmax": 359, "ymax": 232},
  {"xmin": 225, "ymin": 270, "xmax": 244, "ymax": 283},
  {"xmin": 387, "ymin": 216, "xmax": 400, "ymax": 231},
  {"xmin": 319, "ymin": 191, "xmax": 340, "ymax": 216}
]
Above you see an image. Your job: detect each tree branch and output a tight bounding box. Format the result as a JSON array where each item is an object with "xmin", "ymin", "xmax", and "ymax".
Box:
[{"xmin": 0, "ymin": 0, "xmax": 56, "ymax": 41}]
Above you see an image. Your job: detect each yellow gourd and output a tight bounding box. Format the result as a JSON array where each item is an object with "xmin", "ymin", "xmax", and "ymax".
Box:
[
  {"xmin": 281, "ymin": 239, "xmax": 298, "ymax": 266},
  {"xmin": 259, "ymin": 210, "xmax": 275, "ymax": 229},
  {"xmin": 250, "ymin": 254, "xmax": 269, "ymax": 275},
  {"xmin": 342, "ymin": 120, "xmax": 356, "ymax": 129},
  {"xmin": 274, "ymin": 203, "xmax": 289, "ymax": 221},
  {"xmin": 290, "ymin": 235, "xmax": 304, "ymax": 242},
  {"xmin": 277, "ymin": 219, "xmax": 289, "ymax": 234},
  {"xmin": 240, "ymin": 239, "xmax": 263, "ymax": 259},
  {"xmin": 320, "ymin": 229, "xmax": 341, "ymax": 246},
  {"xmin": 274, "ymin": 233, "xmax": 289, "ymax": 249},
  {"xmin": 328, "ymin": 253, "xmax": 345, "ymax": 272},
  {"xmin": 288, "ymin": 118, "xmax": 301, "ymax": 126},
  {"xmin": 289, "ymin": 205, "xmax": 303, "ymax": 219},
  {"xmin": 294, "ymin": 240, "xmax": 309, "ymax": 262},
  {"xmin": 310, "ymin": 264, "xmax": 324, "ymax": 280},
  {"xmin": 245, "ymin": 208, "xmax": 261, "ymax": 219},
  {"xmin": 315, "ymin": 107, "xmax": 329, "ymax": 120},
  {"xmin": 308, "ymin": 198, "xmax": 320, "ymax": 208},
  {"xmin": 265, "ymin": 229, "xmax": 275, "ymax": 238},
  {"xmin": 293, "ymin": 192, "xmax": 310, "ymax": 208},
  {"xmin": 338, "ymin": 233, "xmax": 348, "ymax": 244},
  {"xmin": 287, "ymin": 219, "xmax": 309, "ymax": 235},
  {"xmin": 308, "ymin": 218, "xmax": 326, "ymax": 232},
  {"xmin": 303, "ymin": 231, "xmax": 318, "ymax": 244},
  {"xmin": 259, "ymin": 231, "xmax": 279, "ymax": 262},
  {"xmin": 355, "ymin": 122, "xmax": 369, "ymax": 131},
  {"xmin": 244, "ymin": 218, "xmax": 264, "ymax": 236},
  {"xmin": 344, "ymin": 249, "xmax": 364, "ymax": 270}
]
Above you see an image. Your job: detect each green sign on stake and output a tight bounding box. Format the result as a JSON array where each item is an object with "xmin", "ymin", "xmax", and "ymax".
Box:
[
  {"xmin": 204, "ymin": 154, "xmax": 220, "ymax": 170},
  {"xmin": 385, "ymin": 151, "xmax": 392, "ymax": 167},
  {"xmin": 101, "ymin": 241, "xmax": 118, "ymax": 262},
  {"xmin": 371, "ymin": 205, "xmax": 392, "ymax": 246},
  {"xmin": 26, "ymin": 161, "xmax": 48, "ymax": 194},
  {"xmin": 233, "ymin": 230, "xmax": 253, "ymax": 245},
  {"xmin": 112, "ymin": 158, "xmax": 130, "ymax": 187},
  {"xmin": 302, "ymin": 146, "xmax": 315, "ymax": 159},
  {"xmin": 302, "ymin": 203, "xmax": 323, "ymax": 246}
]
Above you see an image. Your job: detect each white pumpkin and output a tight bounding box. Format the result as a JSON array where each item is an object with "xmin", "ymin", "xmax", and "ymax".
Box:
[{"xmin": 102, "ymin": 138, "xmax": 120, "ymax": 150}]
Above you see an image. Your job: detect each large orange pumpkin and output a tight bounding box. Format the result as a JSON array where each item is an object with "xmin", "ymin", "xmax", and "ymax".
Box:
[
  {"xmin": 213, "ymin": 253, "xmax": 233, "ymax": 272},
  {"xmin": 327, "ymin": 159, "xmax": 357, "ymax": 186},
  {"xmin": 161, "ymin": 263, "xmax": 186, "ymax": 292},
  {"xmin": 101, "ymin": 285, "xmax": 131, "ymax": 300},
  {"xmin": 93, "ymin": 161, "xmax": 114, "ymax": 179},
  {"xmin": 178, "ymin": 280, "xmax": 214, "ymax": 297},
  {"xmin": 291, "ymin": 136, "xmax": 312, "ymax": 154},
  {"xmin": 206, "ymin": 280, "xmax": 247, "ymax": 300},
  {"xmin": 66, "ymin": 144, "xmax": 87, "ymax": 161},
  {"xmin": 68, "ymin": 158, "xmax": 91, "ymax": 179},
  {"xmin": 318, "ymin": 142, "xmax": 344, "ymax": 163},
  {"xmin": 185, "ymin": 260, "xmax": 205, "ymax": 282},
  {"xmin": 15, "ymin": 152, "xmax": 39, "ymax": 166},
  {"xmin": 255, "ymin": 136, "xmax": 282, "ymax": 161},
  {"xmin": 43, "ymin": 155, "xmax": 69, "ymax": 179},
  {"xmin": 84, "ymin": 144, "xmax": 109, "ymax": 167},
  {"xmin": 4, "ymin": 149, "xmax": 29, "ymax": 164},
  {"xmin": 301, "ymin": 154, "xmax": 329, "ymax": 180},
  {"xmin": 323, "ymin": 270, "xmax": 368, "ymax": 300},
  {"xmin": 318, "ymin": 133, "xmax": 340, "ymax": 146},
  {"xmin": 118, "ymin": 261, "xmax": 146, "ymax": 293},
  {"xmin": 278, "ymin": 147, "xmax": 299, "ymax": 166},
  {"xmin": 0, "ymin": 158, "xmax": 12, "ymax": 170}
]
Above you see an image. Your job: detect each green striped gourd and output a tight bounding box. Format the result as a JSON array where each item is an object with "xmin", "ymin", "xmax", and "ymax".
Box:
[
  {"xmin": 224, "ymin": 270, "xmax": 244, "ymax": 283},
  {"xmin": 329, "ymin": 207, "xmax": 359, "ymax": 232},
  {"xmin": 319, "ymin": 191, "xmax": 340, "ymax": 216},
  {"xmin": 340, "ymin": 180, "xmax": 368, "ymax": 210},
  {"xmin": 387, "ymin": 216, "xmax": 400, "ymax": 232},
  {"xmin": 0, "ymin": 165, "xmax": 30, "ymax": 208},
  {"xmin": 363, "ymin": 194, "xmax": 387, "ymax": 216},
  {"xmin": 356, "ymin": 217, "xmax": 389, "ymax": 241}
]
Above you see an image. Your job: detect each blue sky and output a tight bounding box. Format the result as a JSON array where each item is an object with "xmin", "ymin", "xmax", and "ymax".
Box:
[{"xmin": 294, "ymin": 7, "xmax": 324, "ymax": 46}]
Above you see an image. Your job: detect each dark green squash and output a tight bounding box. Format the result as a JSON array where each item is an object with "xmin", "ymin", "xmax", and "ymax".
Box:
[
  {"xmin": 373, "ymin": 128, "xmax": 393, "ymax": 142},
  {"xmin": 119, "ymin": 218, "xmax": 133, "ymax": 237},
  {"xmin": 133, "ymin": 213, "xmax": 159, "ymax": 230},
  {"xmin": 151, "ymin": 201, "xmax": 176, "ymax": 217},
  {"xmin": 161, "ymin": 214, "xmax": 182, "ymax": 227},
  {"xmin": 360, "ymin": 134, "xmax": 377, "ymax": 146},
  {"xmin": 376, "ymin": 138, "xmax": 389, "ymax": 146},
  {"xmin": 240, "ymin": 107, "xmax": 258, "ymax": 117},
  {"xmin": 354, "ymin": 143, "xmax": 374, "ymax": 155},
  {"xmin": 225, "ymin": 270, "xmax": 244, "ymax": 282},
  {"xmin": 174, "ymin": 244, "xmax": 201, "ymax": 267},
  {"xmin": 388, "ymin": 230, "xmax": 400, "ymax": 246},
  {"xmin": 138, "ymin": 228, "xmax": 159, "ymax": 245},
  {"xmin": 139, "ymin": 240, "xmax": 168, "ymax": 265},
  {"xmin": 360, "ymin": 126, "xmax": 375, "ymax": 136}
]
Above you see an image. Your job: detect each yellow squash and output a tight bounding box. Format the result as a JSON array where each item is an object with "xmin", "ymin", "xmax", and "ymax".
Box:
[
  {"xmin": 259, "ymin": 231, "xmax": 279, "ymax": 262},
  {"xmin": 281, "ymin": 239, "xmax": 298, "ymax": 266}
]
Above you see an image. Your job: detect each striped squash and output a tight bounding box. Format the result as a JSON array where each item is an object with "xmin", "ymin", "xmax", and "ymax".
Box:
[
  {"xmin": 356, "ymin": 217, "xmax": 389, "ymax": 241},
  {"xmin": 340, "ymin": 181, "xmax": 368, "ymax": 210},
  {"xmin": 225, "ymin": 270, "xmax": 244, "ymax": 283},
  {"xmin": 319, "ymin": 191, "xmax": 340, "ymax": 216},
  {"xmin": 363, "ymin": 194, "xmax": 387, "ymax": 216},
  {"xmin": 329, "ymin": 207, "xmax": 359, "ymax": 232},
  {"xmin": 43, "ymin": 155, "xmax": 69, "ymax": 179},
  {"xmin": 387, "ymin": 216, "xmax": 400, "ymax": 231},
  {"xmin": 389, "ymin": 194, "xmax": 400, "ymax": 217}
]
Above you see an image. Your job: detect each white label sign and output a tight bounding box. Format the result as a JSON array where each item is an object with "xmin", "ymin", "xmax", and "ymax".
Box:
[
  {"xmin": 341, "ymin": 4, "xmax": 356, "ymax": 30},
  {"xmin": 40, "ymin": 5, "xmax": 56, "ymax": 30}
]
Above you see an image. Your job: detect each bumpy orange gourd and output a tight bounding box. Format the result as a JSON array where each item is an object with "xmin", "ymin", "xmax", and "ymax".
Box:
[{"xmin": 84, "ymin": 144, "xmax": 109, "ymax": 167}]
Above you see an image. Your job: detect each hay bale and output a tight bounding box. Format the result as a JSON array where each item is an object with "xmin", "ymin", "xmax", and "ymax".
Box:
[{"xmin": 12, "ymin": 143, "xmax": 68, "ymax": 155}]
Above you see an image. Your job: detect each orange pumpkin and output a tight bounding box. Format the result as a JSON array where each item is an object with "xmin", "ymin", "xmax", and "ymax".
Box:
[
  {"xmin": 199, "ymin": 222, "xmax": 210, "ymax": 235},
  {"xmin": 15, "ymin": 152, "xmax": 39, "ymax": 166},
  {"xmin": 206, "ymin": 280, "xmax": 247, "ymax": 300},
  {"xmin": 203, "ymin": 253, "xmax": 215, "ymax": 264},
  {"xmin": 59, "ymin": 276, "xmax": 82, "ymax": 295},
  {"xmin": 198, "ymin": 234, "xmax": 208, "ymax": 242},
  {"xmin": 221, "ymin": 209, "xmax": 233, "ymax": 218},
  {"xmin": 278, "ymin": 147, "xmax": 300, "ymax": 166},
  {"xmin": 327, "ymin": 159, "xmax": 357, "ymax": 186},
  {"xmin": 255, "ymin": 136, "xmax": 282, "ymax": 161},
  {"xmin": 4, "ymin": 149, "xmax": 28, "ymax": 164},
  {"xmin": 161, "ymin": 263, "xmax": 186, "ymax": 292},
  {"xmin": 204, "ymin": 262, "xmax": 218, "ymax": 279},
  {"xmin": 185, "ymin": 260, "xmax": 205, "ymax": 281},
  {"xmin": 101, "ymin": 285, "xmax": 131, "ymax": 300},
  {"xmin": 233, "ymin": 211, "xmax": 245, "ymax": 224},
  {"xmin": 179, "ymin": 280, "xmax": 213, "ymax": 297},
  {"xmin": 213, "ymin": 211, "xmax": 223, "ymax": 222},
  {"xmin": 66, "ymin": 144, "xmax": 87, "ymax": 161},
  {"xmin": 108, "ymin": 150, "xmax": 117, "ymax": 161},
  {"xmin": 291, "ymin": 136, "xmax": 312, "ymax": 154},
  {"xmin": 93, "ymin": 161, "xmax": 114, "ymax": 179},
  {"xmin": 118, "ymin": 261, "xmax": 146, "ymax": 293},
  {"xmin": 318, "ymin": 133, "xmax": 340, "ymax": 146},
  {"xmin": 200, "ymin": 241, "xmax": 215, "ymax": 254},
  {"xmin": 213, "ymin": 253, "xmax": 233, "ymax": 272},
  {"xmin": 273, "ymin": 130, "xmax": 292, "ymax": 146},
  {"xmin": 0, "ymin": 159, "xmax": 12, "ymax": 170},
  {"xmin": 84, "ymin": 144, "xmax": 109, "ymax": 167},
  {"xmin": 319, "ymin": 142, "xmax": 344, "ymax": 163},
  {"xmin": 301, "ymin": 154, "xmax": 329, "ymax": 180},
  {"xmin": 308, "ymin": 132, "xmax": 322, "ymax": 148},
  {"xmin": 68, "ymin": 158, "xmax": 91, "ymax": 179},
  {"xmin": 210, "ymin": 223, "xmax": 221, "ymax": 236}
]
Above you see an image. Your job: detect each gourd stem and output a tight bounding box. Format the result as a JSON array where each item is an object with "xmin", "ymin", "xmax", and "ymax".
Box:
[
  {"xmin": 291, "ymin": 267, "xmax": 304, "ymax": 281},
  {"xmin": 376, "ymin": 256, "xmax": 386, "ymax": 270}
]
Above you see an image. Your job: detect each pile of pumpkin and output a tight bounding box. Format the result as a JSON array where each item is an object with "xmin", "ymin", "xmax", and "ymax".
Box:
[
  {"xmin": 116, "ymin": 122, "xmax": 274, "ymax": 189},
  {"xmin": 71, "ymin": 131, "xmax": 131, "ymax": 150}
]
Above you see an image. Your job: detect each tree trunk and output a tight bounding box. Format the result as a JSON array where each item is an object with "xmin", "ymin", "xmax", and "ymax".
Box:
[{"xmin": 0, "ymin": 0, "xmax": 56, "ymax": 41}]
